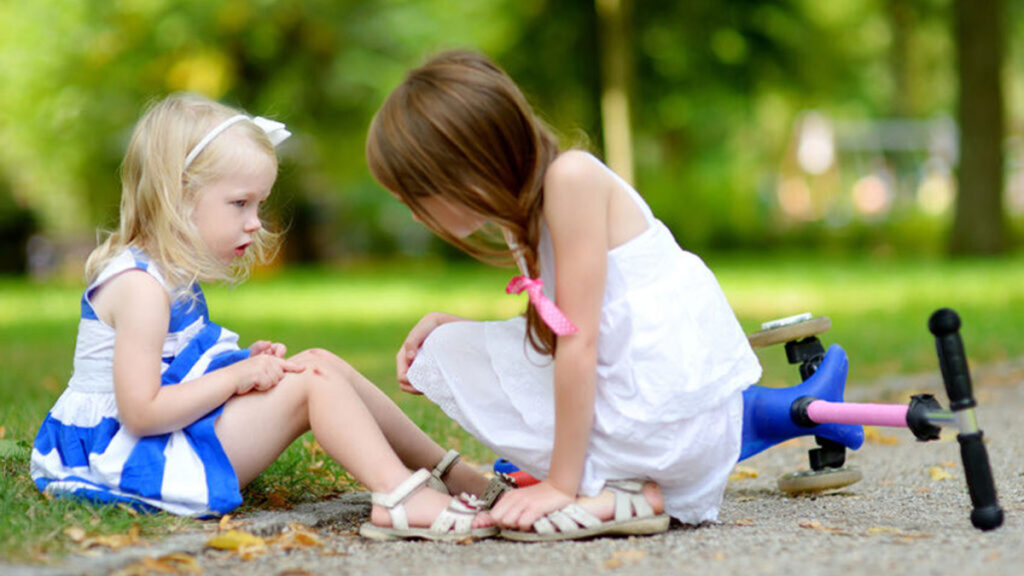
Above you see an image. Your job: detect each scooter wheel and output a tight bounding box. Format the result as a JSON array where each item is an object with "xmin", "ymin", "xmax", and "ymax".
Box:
[{"xmin": 777, "ymin": 467, "xmax": 862, "ymax": 494}]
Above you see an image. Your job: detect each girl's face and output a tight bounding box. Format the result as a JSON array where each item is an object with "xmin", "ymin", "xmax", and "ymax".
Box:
[
  {"xmin": 414, "ymin": 195, "xmax": 487, "ymax": 239},
  {"xmin": 191, "ymin": 140, "xmax": 277, "ymax": 265}
]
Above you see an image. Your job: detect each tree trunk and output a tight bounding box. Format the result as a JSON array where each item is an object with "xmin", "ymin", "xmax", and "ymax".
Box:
[
  {"xmin": 595, "ymin": 0, "xmax": 634, "ymax": 184},
  {"xmin": 951, "ymin": 0, "xmax": 1008, "ymax": 254},
  {"xmin": 888, "ymin": 0, "xmax": 913, "ymax": 116}
]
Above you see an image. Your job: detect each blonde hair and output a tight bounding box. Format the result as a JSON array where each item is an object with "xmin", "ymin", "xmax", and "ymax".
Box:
[
  {"xmin": 86, "ymin": 93, "xmax": 280, "ymax": 299},
  {"xmin": 366, "ymin": 50, "xmax": 561, "ymax": 355}
]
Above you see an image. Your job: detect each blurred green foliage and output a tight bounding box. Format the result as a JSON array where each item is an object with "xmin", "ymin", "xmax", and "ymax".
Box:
[{"xmin": 0, "ymin": 0, "xmax": 1021, "ymax": 267}]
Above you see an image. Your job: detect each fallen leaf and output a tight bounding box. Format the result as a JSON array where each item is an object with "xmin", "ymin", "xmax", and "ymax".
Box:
[
  {"xmin": 117, "ymin": 503, "xmax": 140, "ymax": 517},
  {"xmin": 218, "ymin": 514, "xmax": 242, "ymax": 532},
  {"xmin": 81, "ymin": 524, "xmax": 144, "ymax": 550},
  {"xmin": 929, "ymin": 466, "xmax": 954, "ymax": 481},
  {"xmin": 0, "ymin": 425, "xmax": 5, "ymax": 439},
  {"xmin": 729, "ymin": 466, "xmax": 759, "ymax": 482},
  {"xmin": 64, "ymin": 526, "xmax": 87, "ymax": 543},
  {"xmin": 113, "ymin": 553, "xmax": 202, "ymax": 575},
  {"xmin": 207, "ymin": 529, "xmax": 265, "ymax": 551},
  {"xmin": 237, "ymin": 543, "xmax": 267, "ymax": 561},
  {"xmin": 602, "ymin": 549, "xmax": 646, "ymax": 569},
  {"xmin": 269, "ymin": 523, "xmax": 322, "ymax": 550},
  {"xmin": 866, "ymin": 526, "xmax": 905, "ymax": 536},
  {"xmin": 798, "ymin": 520, "xmax": 851, "ymax": 535},
  {"xmin": 864, "ymin": 427, "xmax": 899, "ymax": 445},
  {"xmin": 734, "ymin": 518, "xmax": 755, "ymax": 526}
]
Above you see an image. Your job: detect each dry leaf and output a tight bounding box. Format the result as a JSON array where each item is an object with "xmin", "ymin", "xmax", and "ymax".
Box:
[
  {"xmin": 218, "ymin": 514, "xmax": 242, "ymax": 532},
  {"xmin": 0, "ymin": 425, "xmax": 6, "ymax": 439},
  {"xmin": 864, "ymin": 427, "xmax": 899, "ymax": 445},
  {"xmin": 117, "ymin": 503, "xmax": 140, "ymax": 517},
  {"xmin": 602, "ymin": 549, "xmax": 646, "ymax": 568},
  {"xmin": 114, "ymin": 553, "xmax": 202, "ymax": 576},
  {"xmin": 866, "ymin": 526, "xmax": 905, "ymax": 536},
  {"xmin": 734, "ymin": 518, "xmax": 756, "ymax": 526},
  {"xmin": 929, "ymin": 466, "xmax": 954, "ymax": 481},
  {"xmin": 269, "ymin": 523, "xmax": 322, "ymax": 550},
  {"xmin": 207, "ymin": 529, "xmax": 265, "ymax": 551},
  {"xmin": 64, "ymin": 526, "xmax": 87, "ymax": 543},
  {"xmin": 236, "ymin": 543, "xmax": 267, "ymax": 561},
  {"xmin": 729, "ymin": 466, "xmax": 759, "ymax": 482},
  {"xmin": 798, "ymin": 520, "xmax": 851, "ymax": 535},
  {"xmin": 82, "ymin": 524, "xmax": 144, "ymax": 550}
]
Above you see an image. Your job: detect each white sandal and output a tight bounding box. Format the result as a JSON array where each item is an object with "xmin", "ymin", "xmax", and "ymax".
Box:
[
  {"xmin": 426, "ymin": 449, "xmax": 461, "ymax": 494},
  {"xmin": 426, "ymin": 449, "xmax": 515, "ymax": 510},
  {"xmin": 500, "ymin": 479, "xmax": 670, "ymax": 542},
  {"xmin": 359, "ymin": 469, "xmax": 499, "ymax": 541}
]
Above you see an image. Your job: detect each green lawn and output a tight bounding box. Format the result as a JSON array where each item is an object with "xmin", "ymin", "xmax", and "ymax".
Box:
[{"xmin": 1, "ymin": 253, "xmax": 1022, "ymax": 561}]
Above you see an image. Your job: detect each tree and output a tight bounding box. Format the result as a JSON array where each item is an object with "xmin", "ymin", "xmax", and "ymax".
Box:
[
  {"xmin": 596, "ymin": 0, "xmax": 634, "ymax": 184},
  {"xmin": 951, "ymin": 0, "xmax": 1009, "ymax": 254}
]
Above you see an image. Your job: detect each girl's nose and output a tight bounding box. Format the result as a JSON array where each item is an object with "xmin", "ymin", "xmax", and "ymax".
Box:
[{"xmin": 244, "ymin": 213, "xmax": 263, "ymax": 233}]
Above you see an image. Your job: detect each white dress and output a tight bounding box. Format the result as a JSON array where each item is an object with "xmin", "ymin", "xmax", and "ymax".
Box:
[{"xmin": 408, "ymin": 155, "xmax": 762, "ymax": 523}]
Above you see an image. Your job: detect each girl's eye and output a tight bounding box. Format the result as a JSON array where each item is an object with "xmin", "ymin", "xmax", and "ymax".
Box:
[{"xmin": 232, "ymin": 200, "xmax": 246, "ymax": 208}]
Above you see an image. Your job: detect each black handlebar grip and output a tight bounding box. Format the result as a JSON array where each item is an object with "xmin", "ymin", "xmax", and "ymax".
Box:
[
  {"xmin": 928, "ymin": 308, "xmax": 975, "ymax": 411},
  {"xmin": 958, "ymin": 432, "xmax": 1004, "ymax": 530},
  {"xmin": 929, "ymin": 308, "xmax": 1003, "ymax": 531}
]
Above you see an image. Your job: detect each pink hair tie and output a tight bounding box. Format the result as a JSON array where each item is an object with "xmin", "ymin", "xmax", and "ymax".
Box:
[{"xmin": 505, "ymin": 275, "xmax": 578, "ymax": 336}]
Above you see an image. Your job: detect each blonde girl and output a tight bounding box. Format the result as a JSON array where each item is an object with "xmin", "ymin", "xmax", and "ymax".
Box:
[
  {"xmin": 31, "ymin": 93, "xmax": 498, "ymax": 541},
  {"xmin": 366, "ymin": 50, "xmax": 762, "ymax": 541}
]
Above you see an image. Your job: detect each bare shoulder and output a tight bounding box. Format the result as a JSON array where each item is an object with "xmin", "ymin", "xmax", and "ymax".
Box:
[
  {"xmin": 542, "ymin": 151, "xmax": 612, "ymax": 240},
  {"xmin": 91, "ymin": 269, "xmax": 169, "ymax": 328},
  {"xmin": 544, "ymin": 150, "xmax": 606, "ymax": 193}
]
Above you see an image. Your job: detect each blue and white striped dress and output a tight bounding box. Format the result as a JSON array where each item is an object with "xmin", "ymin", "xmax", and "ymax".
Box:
[{"xmin": 30, "ymin": 249, "xmax": 248, "ymax": 516}]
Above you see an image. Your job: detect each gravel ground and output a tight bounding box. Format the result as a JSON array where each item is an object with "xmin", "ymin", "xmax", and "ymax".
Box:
[{"xmin": 6, "ymin": 358, "xmax": 1023, "ymax": 576}]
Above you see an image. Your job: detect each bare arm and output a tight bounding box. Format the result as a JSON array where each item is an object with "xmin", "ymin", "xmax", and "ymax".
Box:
[
  {"xmin": 98, "ymin": 271, "xmax": 303, "ymax": 437},
  {"xmin": 491, "ymin": 151, "xmax": 611, "ymax": 529}
]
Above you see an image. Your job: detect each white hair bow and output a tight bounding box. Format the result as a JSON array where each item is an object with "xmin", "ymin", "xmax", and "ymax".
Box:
[{"xmin": 184, "ymin": 114, "xmax": 292, "ymax": 170}]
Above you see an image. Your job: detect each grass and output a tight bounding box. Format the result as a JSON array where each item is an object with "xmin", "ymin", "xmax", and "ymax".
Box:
[{"xmin": 1, "ymin": 252, "xmax": 1023, "ymax": 562}]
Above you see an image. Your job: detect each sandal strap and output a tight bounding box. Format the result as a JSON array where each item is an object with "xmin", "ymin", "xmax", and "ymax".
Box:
[
  {"xmin": 370, "ymin": 468, "xmax": 433, "ymax": 530},
  {"xmin": 605, "ymin": 479, "xmax": 654, "ymax": 521},
  {"xmin": 427, "ymin": 449, "xmax": 461, "ymax": 494},
  {"xmin": 533, "ymin": 504, "xmax": 600, "ymax": 535},
  {"xmin": 479, "ymin": 473, "xmax": 515, "ymax": 509},
  {"xmin": 429, "ymin": 493, "xmax": 480, "ymax": 533}
]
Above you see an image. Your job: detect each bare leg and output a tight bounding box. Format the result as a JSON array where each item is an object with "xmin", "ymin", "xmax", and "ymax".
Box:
[
  {"xmin": 214, "ymin": 349, "xmax": 491, "ymax": 528},
  {"xmin": 295, "ymin": 349, "xmax": 490, "ymax": 497}
]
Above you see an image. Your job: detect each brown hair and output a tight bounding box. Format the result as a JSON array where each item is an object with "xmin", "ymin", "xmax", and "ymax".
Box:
[{"xmin": 366, "ymin": 50, "xmax": 561, "ymax": 355}]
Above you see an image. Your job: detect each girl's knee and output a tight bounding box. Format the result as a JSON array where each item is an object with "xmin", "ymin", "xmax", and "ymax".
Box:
[
  {"xmin": 293, "ymin": 347, "xmax": 351, "ymax": 372},
  {"xmin": 291, "ymin": 348, "xmax": 359, "ymax": 389}
]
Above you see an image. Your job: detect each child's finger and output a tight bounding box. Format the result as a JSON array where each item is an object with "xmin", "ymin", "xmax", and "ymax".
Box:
[
  {"xmin": 398, "ymin": 380, "xmax": 423, "ymax": 395},
  {"xmin": 272, "ymin": 343, "xmax": 287, "ymax": 357},
  {"xmin": 281, "ymin": 360, "xmax": 307, "ymax": 373},
  {"xmin": 250, "ymin": 340, "xmax": 271, "ymax": 355}
]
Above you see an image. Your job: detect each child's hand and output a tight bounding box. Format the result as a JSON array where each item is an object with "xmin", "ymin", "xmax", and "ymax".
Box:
[
  {"xmin": 233, "ymin": 354, "xmax": 305, "ymax": 395},
  {"xmin": 488, "ymin": 480, "xmax": 574, "ymax": 532},
  {"xmin": 250, "ymin": 340, "xmax": 287, "ymax": 358},
  {"xmin": 396, "ymin": 312, "xmax": 465, "ymax": 394}
]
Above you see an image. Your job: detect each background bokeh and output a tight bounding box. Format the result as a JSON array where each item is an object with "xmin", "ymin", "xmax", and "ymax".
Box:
[{"xmin": 1, "ymin": 0, "xmax": 1021, "ymax": 276}]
